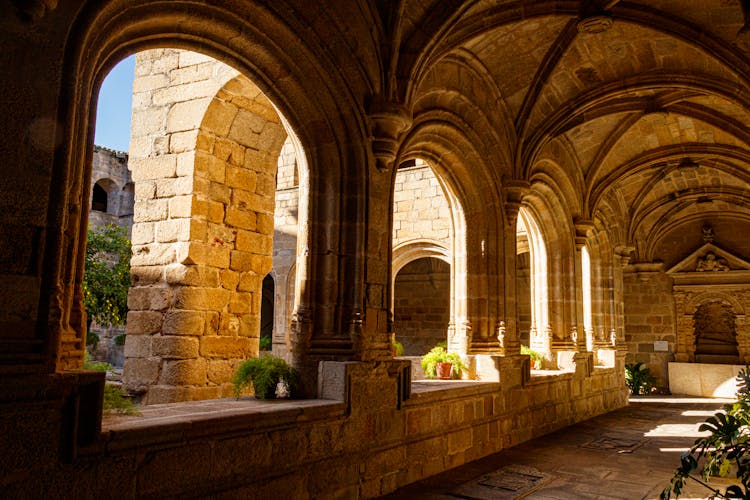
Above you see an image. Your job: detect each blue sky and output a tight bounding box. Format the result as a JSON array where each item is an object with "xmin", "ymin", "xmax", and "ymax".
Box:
[{"xmin": 94, "ymin": 55, "xmax": 135, "ymax": 152}]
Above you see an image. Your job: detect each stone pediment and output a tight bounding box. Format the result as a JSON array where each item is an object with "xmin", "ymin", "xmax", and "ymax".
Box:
[
  {"xmin": 667, "ymin": 242, "xmax": 750, "ymax": 286},
  {"xmin": 667, "ymin": 242, "xmax": 750, "ymax": 274}
]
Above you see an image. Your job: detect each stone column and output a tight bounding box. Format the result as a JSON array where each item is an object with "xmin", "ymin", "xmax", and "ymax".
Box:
[
  {"xmin": 612, "ymin": 246, "xmax": 633, "ymax": 352},
  {"xmin": 494, "ymin": 180, "xmax": 529, "ymax": 356}
]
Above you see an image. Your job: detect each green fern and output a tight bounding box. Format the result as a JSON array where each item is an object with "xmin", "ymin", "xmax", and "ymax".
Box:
[{"xmin": 232, "ymin": 356, "xmax": 299, "ymax": 399}]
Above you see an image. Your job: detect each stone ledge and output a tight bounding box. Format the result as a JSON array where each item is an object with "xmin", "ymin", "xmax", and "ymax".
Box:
[
  {"xmin": 93, "ymin": 398, "xmax": 345, "ymax": 455},
  {"xmin": 407, "ymin": 380, "xmax": 499, "ymax": 405}
]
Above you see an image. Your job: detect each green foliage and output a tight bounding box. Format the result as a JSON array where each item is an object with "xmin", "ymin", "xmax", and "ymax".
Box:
[
  {"xmin": 391, "ymin": 339, "xmax": 404, "ymax": 356},
  {"xmin": 103, "ymin": 384, "xmax": 139, "ymax": 415},
  {"xmin": 521, "ymin": 345, "xmax": 542, "ymax": 363},
  {"xmin": 232, "ymin": 355, "xmax": 299, "ymax": 400},
  {"xmin": 420, "ymin": 345, "xmax": 467, "ymax": 379},
  {"xmin": 662, "ymin": 367, "xmax": 750, "ymax": 499},
  {"xmin": 83, "ymin": 225, "xmax": 131, "ymax": 327},
  {"xmin": 114, "ymin": 333, "xmax": 126, "ymax": 346},
  {"xmin": 625, "ymin": 362, "xmax": 656, "ymax": 395},
  {"xmin": 84, "ymin": 350, "xmax": 112, "ymax": 372},
  {"xmin": 259, "ymin": 336, "xmax": 272, "ymax": 351},
  {"xmin": 87, "ymin": 330, "xmax": 100, "ymax": 349}
]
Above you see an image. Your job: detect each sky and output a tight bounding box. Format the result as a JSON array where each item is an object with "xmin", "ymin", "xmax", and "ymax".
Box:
[{"xmin": 94, "ymin": 55, "xmax": 135, "ymax": 152}]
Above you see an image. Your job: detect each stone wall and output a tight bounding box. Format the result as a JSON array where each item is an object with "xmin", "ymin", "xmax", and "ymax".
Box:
[
  {"xmin": 0, "ymin": 361, "xmax": 627, "ymax": 498},
  {"xmin": 622, "ymin": 270, "xmax": 675, "ymax": 386},
  {"xmin": 89, "ymin": 145, "xmax": 134, "ymax": 230},
  {"xmin": 392, "ymin": 161, "xmax": 451, "ymax": 248},
  {"xmin": 393, "ymin": 257, "xmax": 450, "ymax": 355}
]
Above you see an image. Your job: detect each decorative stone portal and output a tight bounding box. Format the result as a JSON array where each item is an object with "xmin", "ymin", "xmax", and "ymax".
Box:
[{"xmin": 666, "ymin": 227, "xmax": 750, "ymax": 395}]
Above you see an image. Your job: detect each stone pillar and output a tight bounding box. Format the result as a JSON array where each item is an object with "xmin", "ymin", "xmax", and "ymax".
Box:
[
  {"xmin": 494, "ymin": 180, "xmax": 529, "ymax": 356},
  {"xmin": 612, "ymin": 246, "xmax": 633, "ymax": 353},
  {"xmin": 123, "ymin": 50, "xmax": 287, "ymax": 403}
]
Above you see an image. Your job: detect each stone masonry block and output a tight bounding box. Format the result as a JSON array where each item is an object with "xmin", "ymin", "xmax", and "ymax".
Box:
[
  {"xmin": 123, "ymin": 358, "xmax": 161, "ymax": 393},
  {"xmin": 168, "ymin": 195, "xmax": 193, "ymax": 218},
  {"xmin": 156, "ymin": 218, "xmax": 191, "ymax": 243},
  {"xmin": 126, "ymin": 310, "xmax": 163, "ymax": 335},
  {"xmin": 225, "ymin": 207, "xmax": 256, "ymax": 230},
  {"xmin": 162, "ymin": 310, "xmax": 205, "ymax": 335},
  {"xmin": 235, "ymin": 230, "xmax": 272, "ymax": 254},
  {"xmin": 206, "ymin": 359, "xmax": 239, "ymax": 385},
  {"xmin": 130, "ymin": 156, "xmax": 177, "ymax": 182},
  {"xmin": 155, "ymin": 176, "xmax": 193, "ymax": 198},
  {"xmin": 159, "ymin": 358, "xmax": 207, "ymax": 386},
  {"xmin": 201, "ymin": 99, "xmax": 238, "ymax": 137},
  {"xmin": 166, "ymin": 98, "xmax": 211, "ymax": 133},
  {"xmin": 237, "ymin": 272, "xmax": 261, "ymax": 292},
  {"xmin": 128, "ymin": 286, "xmax": 171, "ymax": 311},
  {"xmin": 172, "ymin": 286, "xmax": 230, "ymax": 311},
  {"xmin": 131, "ymin": 222, "xmax": 155, "ymax": 245},
  {"xmin": 131, "ymin": 243, "xmax": 176, "ymax": 267},
  {"xmin": 152, "ymin": 335, "xmax": 200, "ymax": 358},
  {"xmin": 123, "ymin": 334, "xmax": 152, "ymax": 358},
  {"xmin": 226, "ymin": 165, "xmax": 257, "ymax": 191},
  {"xmin": 229, "ymin": 292, "xmax": 252, "ymax": 313},
  {"xmin": 130, "ymin": 266, "xmax": 164, "ymax": 286},
  {"xmin": 200, "ymin": 336, "xmax": 252, "ymax": 358},
  {"xmin": 230, "ymin": 251, "xmax": 271, "ymax": 274},
  {"xmin": 133, "ymin": 199, "xmax": 168, "ymax": 223},
  {"xmin": 169, "ymin": 130, "xmax": 199, "ymax": 153}
]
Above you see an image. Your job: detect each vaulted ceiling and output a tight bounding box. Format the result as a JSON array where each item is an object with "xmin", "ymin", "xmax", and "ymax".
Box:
[{"xmin": 383, "ymin": 0, "xmax": 750, "ymax": 260}]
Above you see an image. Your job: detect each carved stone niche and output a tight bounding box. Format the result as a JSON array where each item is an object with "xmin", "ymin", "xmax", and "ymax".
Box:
[{"xmin": 667, "ymin": 241, "xmax": 750, "ymax": 364}]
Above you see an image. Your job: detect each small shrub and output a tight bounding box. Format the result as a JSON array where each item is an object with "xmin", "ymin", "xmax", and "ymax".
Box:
[
  {"xmin": 391, "ymin": 339, "xmax": 404, "ymax": 356},
  {"xmin": 232, "ymin": 355, "xmax": 298, "ymax": 399},
  {"xmin": 87, "ymin": 330, "xmax": 100, "ymax": 350},
  {"xmin": 114, "ymin": 333, "xmax": 126, "ymax": 346},
  {"xmin": 84, "ymin": 350, "xmax": 112, "ymax": 372},
  {"xmin": 103, "ymin": 384, "xmax": 139, "ymax": 415},
  {"xmin": 420, "ymin": 345, "xmax": 467, "ymax": 379},
  {"xmin": 625, "ymin": 362, "xmax": 656, "ymax": 395},
  {"xmin": 259, "ymin": 336, "xmax": 272, "ymax": 351}
]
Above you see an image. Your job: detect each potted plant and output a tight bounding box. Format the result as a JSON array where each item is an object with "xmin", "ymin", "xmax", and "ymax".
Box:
[
  {"xmin": 420, "ymin": 345, "xmax": 467, "ymax": 380},
  {"xmin": 521, "ymin": 345, "xmax": 543, "ymax": 370},
  {"xmin": 232, "ymin": 355, "xmax": 299, "ymax": 400}
]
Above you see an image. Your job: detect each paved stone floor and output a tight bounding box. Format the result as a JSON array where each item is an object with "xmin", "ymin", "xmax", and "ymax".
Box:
[{"xmin": 382, "ymin": 397, "xmax": 738, "ymax": 500}]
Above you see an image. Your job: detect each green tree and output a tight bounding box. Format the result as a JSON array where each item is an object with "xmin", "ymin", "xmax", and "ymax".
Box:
[{"xmin": 83, "ymin": 225, "xmax": 131, "ymax": 328}]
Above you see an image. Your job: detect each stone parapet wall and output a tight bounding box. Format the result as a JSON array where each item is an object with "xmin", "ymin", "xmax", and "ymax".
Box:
[{"xmin": 0, "ymin": 362, "xmax": 627, "ymax": 498}]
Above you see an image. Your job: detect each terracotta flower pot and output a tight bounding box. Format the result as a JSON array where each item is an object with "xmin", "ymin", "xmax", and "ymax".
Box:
[{"xmin": 436, "ymin": 362, "xmax": 453, "ymax": 380}]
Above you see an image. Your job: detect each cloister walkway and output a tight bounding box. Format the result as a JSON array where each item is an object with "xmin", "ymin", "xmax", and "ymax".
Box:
[{"xmin": 383, "ymin": 397, "xmax": 736, "ymax": 500}]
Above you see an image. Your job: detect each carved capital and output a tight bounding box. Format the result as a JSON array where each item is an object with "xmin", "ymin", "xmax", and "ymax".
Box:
[
  {"xmin": 368, "ymin": 97, "xmax": 411, "ymax": 172},
  {"xmin": 502, "ymin": 179, "xmax": 530, "ymax": 222},
  {"xmin": 574, "ymin": 218, "xmax": 595, "ymax": 250}
]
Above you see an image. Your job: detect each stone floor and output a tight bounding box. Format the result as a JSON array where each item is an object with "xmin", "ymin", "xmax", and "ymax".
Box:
[{"xmin": 381, "ymin": 396, "xmax": 738, "ymax": 500}]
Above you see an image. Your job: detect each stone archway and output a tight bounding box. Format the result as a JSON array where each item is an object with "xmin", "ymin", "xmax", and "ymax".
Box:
[{"xmin": 123, "ymin": 51, "xmax": 291, "ymax": 404}]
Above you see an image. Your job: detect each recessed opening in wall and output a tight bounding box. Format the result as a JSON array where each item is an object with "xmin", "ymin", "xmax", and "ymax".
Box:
[
  {"xmin": 92, "ymin": 182, "xmax": 108, "ymax": 212},
  {"xmin": 83, "ymin": 48, "xmax": 307, "ymax": 409},
  {"xmin": 693, "ymin": 301, "xmax": 739, "ymax": 364},
  {"xmin": 393, "ymin": 257, "xmax": 450, "ymax": 355}
]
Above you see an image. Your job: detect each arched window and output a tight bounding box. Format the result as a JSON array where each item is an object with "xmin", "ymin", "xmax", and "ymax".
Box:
[
  {"xmin": 518, "ymin": 208, "xmax": 549, "ymax": 354},
  {"xmin": 582, "ymin": 245, "xmax": 593, "ymax": 351},
  {"xmin": 92, "ymin": 182, "xmax": 108, "ymax": 212}
]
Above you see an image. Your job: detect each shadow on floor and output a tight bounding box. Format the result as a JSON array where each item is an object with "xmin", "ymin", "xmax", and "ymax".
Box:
[{"xmin": 380, "ymin": 396, "xmax": 738, "ymax": 500}]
